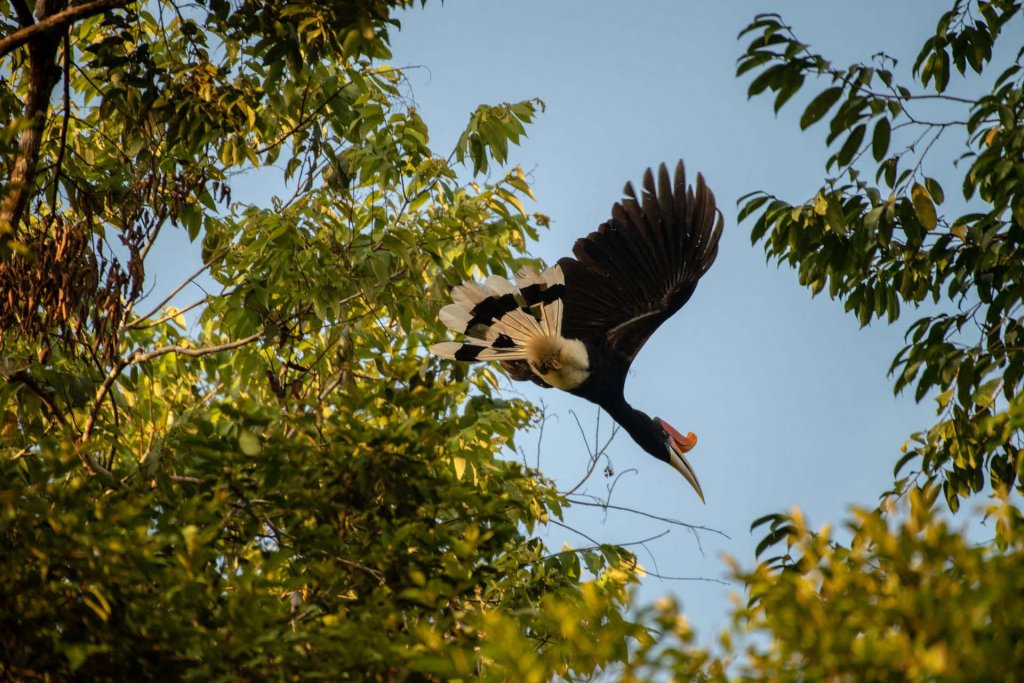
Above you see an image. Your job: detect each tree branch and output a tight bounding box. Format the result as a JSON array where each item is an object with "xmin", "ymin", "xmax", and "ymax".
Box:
[
  {"xmin": 128, "ymin": 331, "xmax": 264, "ymax": 364},
  {"xmin": 564, "ymin": 498, "xmax": 730, "ymax": 539},
  {"xmin": 131, "ymin": 297, "xmax": 206, "ymax": 329},
  {"xmin": 561, "ymin": 408, "xmax": 619, "ymax": 497},
  {"xmin": 79, "ymin": 332, "xmax": 263, "ymax": 448},
  {"xmin": 0, "ymin": 17, "xmax": 62, "ymax": 233},
  {"xmin": 11, "ymin": 0, "xmax": 35, "ymax": 27},
  {"xmin": 126, "ymin": 254, "xmax": 222, "ymax": 329},
  {"xmin": 0, "ymin": 0, "xmax": 133, "ymax": 61},
  {"xmin": 48, "ymin": 31, "xmax": 71, "ymax": 213}
]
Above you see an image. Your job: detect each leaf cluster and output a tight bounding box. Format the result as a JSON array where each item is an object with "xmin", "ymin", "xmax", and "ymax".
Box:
[
  {"xmin": 665, "ymin": 3, "xmax": 1024, "ymax": 680},
  {"xmin": 0, "ymin": 2, "xmax": 645, "ymax": 679},
  {"xmin": 737, "ymin": 3, "xmax": 1024, "ymax": 509}
]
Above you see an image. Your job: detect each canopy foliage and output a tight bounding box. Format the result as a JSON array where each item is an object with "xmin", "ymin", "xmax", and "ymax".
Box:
[
  {"xmin": 2, "ymin": 0, "xmax": 1024, "ymax": 680},
  {"xmin": 708, "ymin": 1, "xmax": 1024, "ymax": 679},
  {"xmin": 0, "ymin": 1, "xmax": 645, "ymax": 679}
]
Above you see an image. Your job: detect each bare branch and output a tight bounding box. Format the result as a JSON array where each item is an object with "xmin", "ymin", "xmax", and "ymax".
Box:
[
  {"xmin": 547, "ymin": 518, "xmax": 602, "ymax": 547},
  {"xmin": 561, "ymin": 408, "xmax": 620, "ymax": 497},
  {"xmin": 541, "ymin": 529, "xmax": 671, "ymax": 561},
  {"xmin": 336, "ymin": 558, "xmax": 386, "ymax": 585},
  {"xmin": 128, "ymin": 331, "xmax": 264, "ymax": 363},
  {"xmin": 127, "ymin": 254, "xmax": 223, "ymax": 329},
  {"xmin": 565, "ymin": 497, "xmax": 730, "ymax": 539},
  {"xmin": 48, "ymin": 31, "xmax": 72, "ymax": 214},
  {"xmin": 131, "ymin": 297, "xmax": 207, "ymax": 329},
  {"xmin": 626, "ymin": 563, "xmax": 730, "ymax": 585}
]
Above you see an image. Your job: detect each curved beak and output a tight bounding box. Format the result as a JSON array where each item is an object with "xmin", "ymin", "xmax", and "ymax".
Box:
[{"xmin": 666, "ymin": 432, "xmax": 704, "ymax": 503}]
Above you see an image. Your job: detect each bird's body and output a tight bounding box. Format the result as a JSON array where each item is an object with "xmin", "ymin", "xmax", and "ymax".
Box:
[{"xmin": 431, "ymin": 161, "xmax": 723, "ymax": 501}]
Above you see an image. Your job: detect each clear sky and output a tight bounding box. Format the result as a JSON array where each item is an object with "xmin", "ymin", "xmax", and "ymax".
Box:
[
  {"xmin": 384, "ymin": 0, "xmax": 950, "ymax": 639},
  {"xmin": 143, "ymin": 0, "xmax": 968, "ymax": 643}
]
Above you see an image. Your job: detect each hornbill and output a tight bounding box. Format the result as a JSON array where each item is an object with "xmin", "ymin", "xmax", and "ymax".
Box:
[{"xmin": 430, "ymin": 161, "xmax": 722, "ymax": 502}]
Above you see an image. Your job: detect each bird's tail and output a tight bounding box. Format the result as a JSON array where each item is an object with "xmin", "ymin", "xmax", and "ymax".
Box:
[{"xmin": 429, "ymin": 266, "xmax": 565, "ymax": 362}]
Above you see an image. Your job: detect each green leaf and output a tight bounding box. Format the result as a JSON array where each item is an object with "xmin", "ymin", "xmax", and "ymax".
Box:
[
  {"xmin": 924, "ymin": 176, "xmax": 945, "ymax": 204},
  {"xmin": 871, "ymin": 118, "xmax": 891, "ymax": 162},
  {"xmin": 774, "ymin": 73, "xmax": 805, "ymax": 112},
  {"xmin": 238, "ymin": 429, "xmax": 261, "ymax": 456},
  {"xmin": 973, "ymin": 378, "xmax": 1001, "ymax": 408},
  {"xmin": 835, "ymin": 123, "xmax": 866, "ymax": 168},
  {"xmin": 825, "ymin": 193, "xmax": 846, "ymax": 234},
  {"xmin": 737, "ymin": 194, "xmax": 771, "ymax": 223},
  {"xmin": 911, "ymin": 183, "xmax": 938, "ymax": 230},
  {"xmin": 800, "ymin": 87, "xmax": 843, "ymax": 129}
]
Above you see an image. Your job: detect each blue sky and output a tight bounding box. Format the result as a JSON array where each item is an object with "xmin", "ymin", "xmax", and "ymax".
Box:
[
  {"xmin": 142, "ymin": 0, "xmax": 981, "ymax": 642},
  {"xmin": 385, "ymin": 0, "xmax": 955, "ymax": 638}
]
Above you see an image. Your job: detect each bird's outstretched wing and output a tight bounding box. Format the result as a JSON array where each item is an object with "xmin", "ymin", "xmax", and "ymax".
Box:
[{"xmin": 557, "ymin": 161, "xmax": 723, "ymax": 363}]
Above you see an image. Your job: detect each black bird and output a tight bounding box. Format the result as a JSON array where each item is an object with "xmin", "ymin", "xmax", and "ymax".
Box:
[{"xmin": 431, "ymin": 161, "xmax": 723, "ymax": 501}]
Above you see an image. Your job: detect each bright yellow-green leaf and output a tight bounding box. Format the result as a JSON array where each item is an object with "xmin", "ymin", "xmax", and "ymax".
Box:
[
  {"xmin": 165, "ymin": 306, "xmax": 187, "ymax": 328},
  {"xmin": 911, "ymin": 182, "xmax": 938, "ymax": 230},
  {"xmin": 812, "ymin": 193, "xmax": 827, "ymax": 215},
  {"xmin": 238, "ymin": 429, "xmax": 260, "ymax": 456}
]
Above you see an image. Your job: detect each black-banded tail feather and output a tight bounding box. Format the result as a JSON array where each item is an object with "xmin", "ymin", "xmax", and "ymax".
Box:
[{"xmin": 430, "ymin": 265, "xmax": 566, "ymax": 370}]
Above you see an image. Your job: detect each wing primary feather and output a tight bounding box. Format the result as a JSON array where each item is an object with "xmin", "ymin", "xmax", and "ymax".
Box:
[{"xmin": 557, "ymin": 159, "xmax": 724, "ymax": 362}]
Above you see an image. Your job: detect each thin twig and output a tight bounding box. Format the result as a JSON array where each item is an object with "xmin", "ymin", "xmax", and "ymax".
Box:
[
  {"xmin": 128, "ymin": 331, "xmax": 264, "ymax": 363},
  {"xmin": 561, "ymin": 411, "xmax": 621, "ymax": 497},
  {"xmin": 547, "ymin": 518, "xmax": 602, "ymax": 547},
  {"xmin": 127, "ymin": 249, "xmax": 226, "ymax": 328},
  {"xmin": 132, "ymin": 297, "xmax": 207, "ymax": 329},
  {"xmin": 336, "ymin": 557, "xmax": 387, "ymax": 585},
  {"xmin": 48, "ymin": 29, "xmax": 71, "ymax": 213},
  {"xmin": 565, "ymin": 498, "xmax": 731, "ymax": 539},
  {"xmin": 541, "ymin": 529, "xmax": 671, "ymax": 561}
]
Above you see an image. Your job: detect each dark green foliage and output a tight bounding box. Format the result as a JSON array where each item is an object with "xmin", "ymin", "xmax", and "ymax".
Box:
[
  {"xmin": 710, "ymin": 3, "xmax": 1024, "ymax": 680},
  {"xmin": 737, "ymin": 1, "xmax": 1024, "ymax": 509}
]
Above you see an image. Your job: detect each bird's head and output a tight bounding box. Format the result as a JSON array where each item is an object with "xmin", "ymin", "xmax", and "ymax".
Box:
[{"xmin": 653, "ymin": 417, "xmax": 704, "ymax": 503}]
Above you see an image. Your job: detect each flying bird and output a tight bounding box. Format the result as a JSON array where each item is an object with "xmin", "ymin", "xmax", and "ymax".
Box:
[{"xmin": 430, "ymin": 161, "xmax": 722, "ymax": 502}]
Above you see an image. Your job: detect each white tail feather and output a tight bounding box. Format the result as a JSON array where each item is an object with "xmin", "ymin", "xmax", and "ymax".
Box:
[
  {"xmin": 493, "ymin": 308, "xmax": 544, "ymax": 345},
  {"xmin": 541, "ymin": 298, "xmax": 563, "ymax": 337},
  {"xmin": 439, "ymin": 304, "xmax": 472, "ymax": 333},
  {"xmin": 485, "ymin": 274, "xmax": 516, "ymax": 296},
  {"xmin": 429, "ymin": 342, "xmax": 463, "ymax": 359},
  {"xmin": 451, "ymin": 281, "xmax": 490, "ymax": 309},
  {"xmin": 543, "ymin": 265, "xmax": 564, "ymax": 286},
  {"xmin": 516, "ymin": 266, "xmax": 544, "ymax": 288},
  {"xmin": 476, "ymin": 347, "xmax": 528, "ymax": 360}
]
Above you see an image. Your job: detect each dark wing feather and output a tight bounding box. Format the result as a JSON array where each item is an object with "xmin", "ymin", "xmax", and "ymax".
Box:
[
  {"xmin": 500, "ymin": 359, "xmax": 552, "ymax": 388},
  {"xmin": 557, "ymin": 161, "xmax": 723, "ymax": 363}
]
